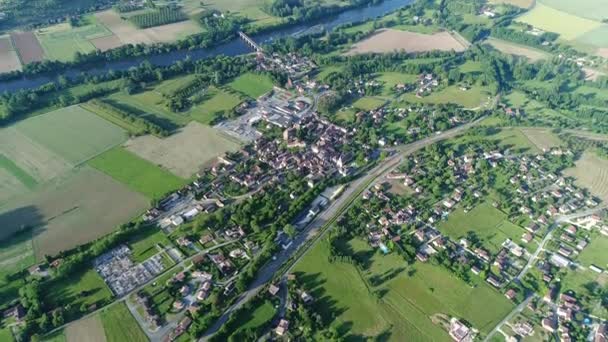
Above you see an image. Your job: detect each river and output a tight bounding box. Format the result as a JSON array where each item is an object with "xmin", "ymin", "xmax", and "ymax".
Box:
[{"xmin": 0, "ymin": 0, "xmax": 413, "ymax": 93}]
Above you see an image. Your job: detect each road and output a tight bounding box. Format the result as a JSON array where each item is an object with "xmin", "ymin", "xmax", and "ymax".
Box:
[
  {"xmin": 200, "ymin": 116, "xmax": 487, "ymax": 340},
  {"xmin": 483, "ymin": 295, "xmax": 536, "ymax": 342}
]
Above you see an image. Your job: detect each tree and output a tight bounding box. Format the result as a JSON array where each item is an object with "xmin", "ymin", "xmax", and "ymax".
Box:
[{"xmin": 284, "ymin": 224, "xmax": 297, "ymax": 239}]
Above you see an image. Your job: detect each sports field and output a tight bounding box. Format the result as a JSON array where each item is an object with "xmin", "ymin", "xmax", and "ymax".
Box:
[
  {"xmin": 439, "ymin": 201, "xmax": 527, "ymax": 254},
  {"xmin": 228, "ymin": 73, "xmax": 275, "ymax": 98},
  {"xmin": 99, "ymin": 303, "xmax": 148, "ymax": 342},
  {"xmin": 294, "ymin": 238, "xmax": 514, "ymax": 340},
  {"xmin": 124, "ymin": 121, "xmax": 240, "ymax": 178},
  {"xmin": 89, "ymin": 147, "xmax": 185, "ymax": 198},
  {"xmin": 14, "ymin": 105, "xmax": 127, "ymax": 165},
  {"xmin": 565, "ymin": 151, "xmax": 608, "ymax": 202},
  {"xmin": 65, "ymin": 315, "xmax": 107, "ymax": 342}
]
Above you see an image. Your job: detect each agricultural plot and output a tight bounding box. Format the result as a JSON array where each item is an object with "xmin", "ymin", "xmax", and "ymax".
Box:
[
  {"xmin": 565, "ymin": 152, "xmax": 608, "ymax": 202},
  {"xmin": 204, "ymin": 0, "xmax": 283, "ymax": 28},
  {"xmin": 228, "ymin": 73, "xmax": 275, "ymax": 98},
  {"xmin": 492, "ymin": 128, "xmax": 540, "ymax": 154},
  {"xmin": 537, "ymin": 0, "xmax": 608, "ymax": 22},
  {"xmin": 489, "ymin": 0, "xmax": 534, "ymax": 8},
  {"xmin": 10, "ymin": 31, "xmax": 45, "ymax": 64},
  {"xmin": 439, "ymin": 201, "xmax": 526, "ymax": 254},
  {"xmin": 0, "ymin": 35, "xmax": 22, "ymax": 73},
  {"xmin": 294, "ymin": 238, "xmax": 514, "ymax": 340},
  {"xmin": 0, "ymin": 230, "xmax": 35, "ymax": 279},
  {"xmin": 0, "ymin": 167, "xmax": 149, "ymax": 259},
  {"xmin": 65, "ymin": 314, "xmax": 107, "ymax": 342},
  {"xmin": 124, "ymin": 121, "xmax": 240, "ymax": 178},
  {"xmin": 519, "ymin": 128, "xmax": 563, "ymax": 151},
  {"xmin": 485, "ymin": 38, "xmax": 550, "ymax": 62},
  {"xmin": 89, "ymin": 147, "xmax": 185, "ymax": 198},
  {"xmin": 35, "ymin": 19, "xmax": 113, "ymax": 62},
  {"xmin": 99, "ymin": 302, "xmax": 148, "ymax": 342},
  {"xmin": 346, "ymin": 29, "xmax": 468, "ymax": 55},
  {"xmin": 14, "ymin": 106, "xmax": 127, "ymax": 165},
  {"xmin": 400, "ymin": 85, "xmax": 490, "ymax": 108},
  {"xmin": 517, "ymin": 3, "xmax": 601, "ymax": 41}
]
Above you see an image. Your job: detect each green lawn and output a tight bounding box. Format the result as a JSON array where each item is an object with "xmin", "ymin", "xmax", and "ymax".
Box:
[
  {"xmin": 45, "ymin": 268, "xmax": 113, "ymax": 312},
  {"xmin": 14, "ymin": 105, "xmax": 127, "ymax": 165},
  {"xmin": 294, "ymin": 238, "xmax": 514, "ymax": 340},
  {"xmin": 99, "ymin": 302, "xmax": 148, "ymax": 342},
  {"xmin": 315, "ymin": 65, "xmax": 344, "ymax": 81},
  {"xmin": 0, "ymin": 328, "xmax": 14, "ymax": 342},
  {"xmin": 353, "ymin": 97, "xmax": 386, "ymax": 111},
  {"xmin": 190, "ymin": 87, "xmax": 243, "ymax": 124},
  {"xmin": 334, "ymin": 107, "xmax": 358, "ymax": 123},
  {"xmin": 577, "ymin": 235, "xmax": 608, "ymax": 268},
  {"xmin": 88, "ymin": 147, "xmax": 185, "ymax": 199},
  {"xmin": 107, "ymin": 91, "xmax": 191, "ymax": 129},
  {"xmin": 155, "ymin": 75, "xmax": 198, "ymax": 96},
  {"xmin": 235, "ymin": 300, "xmax": 276, "ymax": 334},
  {"xmin": 400, "ymin": 85, "xmax": 490, "ymax": 108},
  {"xmin": 129, "ymin": 229, "xmax": 171, "ymax": 263},
  {"xmin": 228, "ymin": 73, "xmax": 275, "ymax": 98},
  {"xmin": 0, "ymin": 154, "xmax": 38, "ymax": 189},
  {"xmin": 376, "ymin": 72, "xmax": 418, "ymax": 96},
  {"xmin": 459, "ymin": 60, "xmax": 484, "ymax": 73},
  {"xmin": 439, "ymin": 201, "xmax": 526, "ymax": 254}
]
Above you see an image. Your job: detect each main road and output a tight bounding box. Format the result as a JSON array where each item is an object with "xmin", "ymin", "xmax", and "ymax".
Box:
[{"xmin": 200, "ymin": 116, "xmax": 487, "ymax": 340}]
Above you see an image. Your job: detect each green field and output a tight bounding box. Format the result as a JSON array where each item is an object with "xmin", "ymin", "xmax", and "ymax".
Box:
[
  {"xmin": 294, "ymin": 238, "xmax": 513, "ymax": 340},
  {"xmin": 459, "ymin": 61, "xmax": 484, "ymax": 73},
  {"xmin": 100, "ymin": 302, "xmax": 149, "ymax": 342},
  {"xmin": 88, "ymin": 147, "xmax": 185, "ymax": 199},
  {"xmin": 237, "ymin": 300, "xmax": 276, "ymax": 332},
  {"xmin": 0, "ymin": 328, "xmax": 14, "ymax": 342},
  {"xmin": 45, "ymin": 268, "xmax": 113, "ymax": 312},
  {"xmin": 577, "ymin": 235, "xmax": 608, "ymax": 268},
  {"xmin": 228, "ymin": 73, "xmax": 275, "ymax": 98},
  {"xmin": 0, "ymin": 229, "xmax": 35, "ymax": 278},
  {"xmin": 35, "ymin": 18, "xmax": 112, "ymax": 62},
  {"xmin": 517, "ymin": 3, "xmax": 601, "ymax": 41},
  {"xmin": 190, "ymin": 87, "xmax": 244, "ymax": 124},
  {"xmin": 107, "ymin": 91, "xmax": 192, "ymax": 129},
  {"xmin": 41, "ymin": 330, "xmax": 66, "ymax": 342},
  {"xmin": 15, "ymin": 105, "xmax": 127, "ymax": 165},
  {"xmin": 376, "ymin": 72, "xmax": 418, "ymax": 96},
  {"xmin": 129, "ymin": 229, "xmax": 171, "ymax": 263},
  {"xmin": 439, "ymin": 201, "xmax": 526, "ymax": 254},
  {"xmin": 0, "ymin": 154, "xmax": 37, "ymax": 189},
  {"xmin": 204, "ymin": 0, "xmax": 284, "ymax": 28},
  {"xmin": 353, "ymin": 97, "xmax": 386, "ymax": 111},
  {"xmin": 401, "ymin": 85, "xmax": 490, "ymax": 108},
  {"xmin": 155, "ymin": 75, "xmax": 198, "ymax": 96},
  {"xmin": 537, "ymin": 0, "xmax": 608, "ymax": 22},
  {"xmin": 562, "ymin": 268, "xmax": 608, "ymax": 318}
]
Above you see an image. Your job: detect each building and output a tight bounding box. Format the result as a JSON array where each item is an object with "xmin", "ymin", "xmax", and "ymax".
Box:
[
  {"xmin": 275, "ymin": 319, "xmax": 289, "ymax": 336},
  {"xmin": 449, "ymin": 318, "xmax": 472, "ymax": 342},
  {"xmin": 542, "ymin": 318, "xmax": 557, "ymax": 332}
]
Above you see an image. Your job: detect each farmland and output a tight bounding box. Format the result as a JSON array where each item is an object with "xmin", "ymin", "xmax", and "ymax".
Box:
[
  {"xmin": 0, "ymin": 35, "xmax": 22, "ymax": 73},
  {"xmin": 485, "ymin": 38, "xmax": 550, "ymax": 62},
  {"xmin": 565, "ymin": 152, "xmax": 608, "ymax": 202},
  {"xmin": 65, "ymin": 315, "xmax": 107, "ymax": 342},
  {"xmin": 228, "ymin": 73, "xmax": 276, "ymax": 98},
  {"xmin": 204, "ymin": 0, "xmax": 283, "ymax": 28},
  {"xmin": 10, "ymin": 31, "xmax": 45, "ymax": 64},
  {"xmin": 124, "ymin": 121, "xmax": 240, "ymax": 178},
  {"xmin": 346, "ymin": 29, "xmax": 468, "ymax": 55},
  {"xmin": 439, "ymin": 201, "xmax": 527, "ymax": 254},
  {"xmin": 99, "ymin": 303, "xmax": 148, "ymax": 342},
  {"xmin": 400, "ymin": 85, "xmax": 490, "ymax": 108},
  {"xmin": 517, "ymin": 3, "xmax": 601, "ymax": 41},
  {"xmin": 294, "ymin": 238, "xmax": 514, "ymax": 340},
  {"xmin": 88, "ymin": 147, "xmax": 185, "ymax": 198},
  {"xmin": 537, "ymin": 0, "xmax": 608, "ymax": 22},
  {"xmin": 14, "ymin": 106, "xmax": 127, "ymax": 165},
  {"xmin": 519, "ymin": 128, "xmax": 563, "ymax": 151}
]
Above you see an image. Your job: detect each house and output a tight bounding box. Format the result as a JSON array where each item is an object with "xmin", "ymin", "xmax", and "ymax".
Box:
[
  {"xmin": 301, "ymin": 291, "xmax": 314, "ymax": 304},
  {"xmin": 449, "ymin": 318, "xmax": 471, "ymax": 342},
  {"xmin": 550, "ymin": 253, "xmax": 571, "ymax": 268},
  {"xmin": 486, "ymin": 275, "xmax": 502, "ymax": 288},
  {"xmin": 268, "ymin": 284, "xmax": 280, "ymax": 296},
  {"xmin": 275, "ymin": 319, "xmax": 290, "ymax": 336},
  {"xmin": 416, "ymin": 252, "xmax": 429, "ymax": 262},
  {"xmin": 521, "ymin": 232, "xmax": 533, "ymax": 244},
  {"xmin": 542, "ymin": 318, "xmax": 557, "ymax": 332},
  {"xmin": 505, "ymin": 289, "xmax": 517, "ymax": 300}
]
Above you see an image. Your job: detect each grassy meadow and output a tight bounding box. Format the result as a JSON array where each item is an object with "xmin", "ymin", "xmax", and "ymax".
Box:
[
  {"xmin": 228, "ymin": 73, "xmax": 275, "ymax": 98},
  {"xmin": 100, "ymin": 302, "xmax": 149, "ymax": 342}
]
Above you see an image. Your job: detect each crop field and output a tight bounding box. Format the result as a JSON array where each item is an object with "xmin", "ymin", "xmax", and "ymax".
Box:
[
  {"xmin": 294, "ymin": 238, "xmax": 513, "ymax": 340},
  {"xmin": 439, "ymin": 201, "xmax": 526, "ymax": 254},
  {"xmin": 189, "ymin": 87, "xmax": 244, "ymax": 124},
  {"xmin": 565, "ymin": 152, "xmax": 608, "ymax": 202},
  {"xmin": 65, "ymin": 315, "xmax": 107, "ymax": 342},
  {"xmin": 46, "ymin": 268, "xmax": 113, "ymax": 314},
  {"xmin": 537, "ymin": 0, "xmax": 608, "ymax": 22},
  {"xmin": 0, "ymin": 230, "xmax": 35, "ymax": 279},
  {"xmin": 124, "ymin": 121, "xmax": 240, "ymax": 178},
  {"xmin": 517, "ymin": 3, "xmax": 601, "ymax": 41},
  {"xmin": 35, "ymin": 19, "xmax": 113, "ymax": 62},
  {"xmin": 228, "ymin": 72, "xmax": 275, "ymax": 98},
  {"xmin": 400, "ymin": 85, "xmax": 490, "ymax": 108},
  {"xmin": 14, "ymin": 106, "xmax": 127, "ymax": 165},
  {"xmin": 0, "ymin": 35, "xmax": 22, "ymax": 73},
  {"xmin": 89, "ymin": 147, "xmax": 185, "ymax": 198},
  {"xmin": 489, "ymin": 0, "xmax": 534, "ymax": 8},
  {"xmin": 100, "ymin": 303, "xmax": 148, "ymax": 342},
  {"xmin": 346, "ymin": 29, "xmax": 467, "ymax": 55},
  {"xmin": 519, "ymin": 128, "xmax": 563, "ymax": 151},
  {"xmin": 10, "ymin": 31, "xmax": 45, "ymax": 64},
  {"xmin": 485, "ymin": 38, "xmax": 550, "ymax": 62},
  {"xmin": 1, "ymin": 167, "xmax": 149, "ymax": 259}
]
